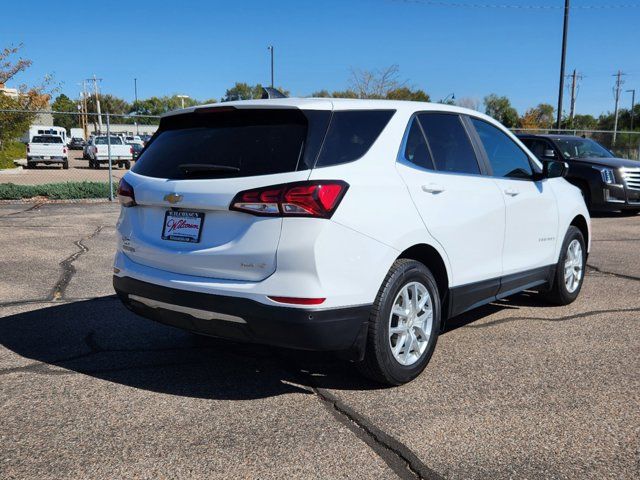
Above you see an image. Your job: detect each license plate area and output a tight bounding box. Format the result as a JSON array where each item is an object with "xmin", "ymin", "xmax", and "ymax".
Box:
[{"xmin": 161, "ymin": 210, "xmax": 204, "ymax": 243}]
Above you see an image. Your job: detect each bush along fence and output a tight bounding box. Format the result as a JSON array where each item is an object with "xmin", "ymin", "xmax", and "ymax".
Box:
[{"xmin": 0, "ymin": 108, "xmax": 160, "ymax": 200}]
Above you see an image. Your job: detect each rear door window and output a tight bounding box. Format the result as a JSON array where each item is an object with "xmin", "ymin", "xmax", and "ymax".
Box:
[
  {"xmin": 315, "ymin": 110, "xmax": 395, "ymax": 167},
  {"xmin": 417, "ymin": 113, "xmax": 481, "ymax": 175},
  {"xmin": 133, "ymin": 108, "xmax": 330, "ymax": 179}
]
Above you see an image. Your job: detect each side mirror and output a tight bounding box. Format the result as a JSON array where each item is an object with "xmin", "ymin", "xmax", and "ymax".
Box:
[
  {"xmin": 543, "ymin": 160, "xmax": 568, "ymax": 179},
  {"xmin": 543, "ymin": 149, "xmax": 557, "ymax": 159}
]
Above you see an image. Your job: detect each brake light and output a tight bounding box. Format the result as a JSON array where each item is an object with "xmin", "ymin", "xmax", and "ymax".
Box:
[
  {"xmin": 230, "ymin": 181, "xmax": 348, "ymax": 218},
  {"xmin": 63, "ymin": 147, "xmax": 67, "ymax": 154},
  {"xmin": 130, "ymin": 146, "xmax": 134, "ymax": 154},
  {"xmin": 268, "ymin": 296, "xmax": 326, "ymax": 305},
  {"xmin": 117, "ymin": 178, "xmax": 136, "ymax": 207},
  {"xmin": 27, "ymin": 146, "xmax": 30, "ymax": 153}
]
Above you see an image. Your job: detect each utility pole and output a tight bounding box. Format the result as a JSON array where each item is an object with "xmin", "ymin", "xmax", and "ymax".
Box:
[
  {"xmin": 87, "ymin": 75, "xmax": 103, "ymax": 131},
  {"xmin": 627, "ymin": 89, "xmax": 636, "ymax": 131},
  {"xmin": 612, "ymin": 70, "xmax": 626, "ymax": 145},
  {"xmin": 567, "ymin": 69, "xmax": 583, "ymax": 124},
  {"xmin": 267, "ymin": 45, "xmax": 274, "ymax": 88},
  {"xmin": 556, "ymin": 0, "xmax": 570, "ymax": 130},
  {"xmin": 134, "ymin": 78, "xmax": 139, "ymax": 135}
]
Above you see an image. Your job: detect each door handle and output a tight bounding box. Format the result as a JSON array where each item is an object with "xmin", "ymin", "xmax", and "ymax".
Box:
[
  {"xmin": 504, "ymin": 188, "xmax": 520, "ymax": 196},
  {"xmin": 422, "ymin": 183, "xmax": 445, "ymax": 194}
]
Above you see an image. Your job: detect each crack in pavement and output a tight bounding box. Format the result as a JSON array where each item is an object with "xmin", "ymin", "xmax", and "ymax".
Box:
[
  {"xmin": 271, "ymin": 351, "xmax": 443, "ymax": 480},
  {"xmin": 311, "ymin": 385, "xmax": 444, "ymax": 480},
  {"xmin": 465, "ymin": 306, "xmax": 640, "ymax": 329},
  {"xmin": 0, "ymin": 295, "xmax": 114, "ymax": 310},
  {"xmin": 586, "ymin": 263, "xmax": 640, "ymax": 282},
  {"xmin": 1, "ymin": 202, "xmax": 45, "ymax": 217},
  {"xmin": 50, "ymin": 225, "xmax": 105, "ymax": 301}
]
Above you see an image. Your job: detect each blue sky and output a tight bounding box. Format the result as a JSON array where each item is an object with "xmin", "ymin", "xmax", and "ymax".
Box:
[{"xmin": 2, "ymin": 0, "xmax": 639, "ymax": 116}]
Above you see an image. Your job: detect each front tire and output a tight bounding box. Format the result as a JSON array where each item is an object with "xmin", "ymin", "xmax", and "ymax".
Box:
[
  {"xmin": 358, "ymin": 259, "xmax": 441, "ymax": 385},
  {"xmin": 541, "ymin": 226, "xmax": 586, "ymax": 305}
]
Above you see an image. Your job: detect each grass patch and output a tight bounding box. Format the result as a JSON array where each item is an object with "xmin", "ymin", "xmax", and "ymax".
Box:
[
  {"xmin": 0, "ymin": 181, "xmax": 116, "ymax": 200},
  {"xmin": 0, "ymin": 141, "xmax": 26, "ymax": 170}
]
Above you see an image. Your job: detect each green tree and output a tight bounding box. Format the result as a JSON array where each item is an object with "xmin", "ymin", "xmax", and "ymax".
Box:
[
  {"xmin": 483, "ymin": 94, "xmax": 519, "ymax": 128},
  {"xmin": 52, "ymin": 94, "xmax": 78, "ymax": 132},
  {"xmin": 0, "ymin": 44, "xmax": 53, "ymax": 150},
  {"xmin": 385, "ymin": 87, "xmax": 430, "ymax": 102},
  {"xmin": 519, "ymin": 103, "xmax": 555, "ymax": 129},
  {"xmin": 562, "ymin": 114, "xmax": 597, "ymax": 130}
]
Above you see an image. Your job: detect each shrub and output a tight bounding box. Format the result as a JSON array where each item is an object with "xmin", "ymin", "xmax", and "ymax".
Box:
[
  {"xmin": 0, "ymin": 141, "xmax": 26, "ymax": 170},
  {"xmin": 0, "ymin": 181, "xmax": 116, "ymax": 200}
]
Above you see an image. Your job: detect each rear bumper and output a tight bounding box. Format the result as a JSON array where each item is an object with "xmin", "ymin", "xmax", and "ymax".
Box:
[{"xmin": 113, "ymin": 275, "xmax": 370, "ymax": 354}]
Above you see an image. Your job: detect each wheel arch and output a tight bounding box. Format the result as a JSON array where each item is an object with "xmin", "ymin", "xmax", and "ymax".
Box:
[
  {"xmin": 570, "ymin": 214, "xmax": 590, "ymax": 251},
  {"xmin": 397, "ymin": 243, "xmax": 450, "ymax": 309}
]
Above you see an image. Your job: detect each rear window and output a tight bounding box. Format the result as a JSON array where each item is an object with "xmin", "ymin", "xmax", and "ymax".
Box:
[
  {"xmin": 133, "ymin": 108, "xmax": 330, "ymax": 180},
  {"xmin": 95, "ymin": 137, "xmax": 123, "ymax": 145},
  {"xmin": 32, "ymin": 136, "xmax": 62, "ymax": 144},
  {"xmin": 315, "ymin": 110, "xmax": 395, "ymax": 167}
]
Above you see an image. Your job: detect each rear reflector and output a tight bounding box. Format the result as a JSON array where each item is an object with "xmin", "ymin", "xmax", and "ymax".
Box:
[
  {"xmin": 231, "ymin": 180, "xmax": 348, "ymax": 218},
  {"xmin": 268, "ymin": 296, "xmax": 326, "ymax": 305}
]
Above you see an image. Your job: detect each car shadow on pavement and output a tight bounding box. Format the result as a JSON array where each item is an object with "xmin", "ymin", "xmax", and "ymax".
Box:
[
  {"xmin": 1, "ymin": 292, "xmax": 545, "ymax": 396},
  {"xmin": 0, "ymin": 296, "xmax": 379, "ymax": 399}
]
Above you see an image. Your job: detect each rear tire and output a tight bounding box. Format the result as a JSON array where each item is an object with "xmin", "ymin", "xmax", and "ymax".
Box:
[
  {"xmin": 540, "ymin": 226, "xmax": 586, "ymax": 305},
  {"xmin": 62, "ymin": 160, "xmax": 69, "ymax": 170},
  {"xmin": 357, "ymin": 259, "xmax": 441, "ymax": 385},
  {"xmin": 124, "ymin": 161, "xmax": 131, "ymax": 169}
]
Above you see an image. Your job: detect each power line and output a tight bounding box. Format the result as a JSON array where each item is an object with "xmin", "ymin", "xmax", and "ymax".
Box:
[{"xmin": 400, "ymin": 0, "xmax": 640, "ymax": 9}]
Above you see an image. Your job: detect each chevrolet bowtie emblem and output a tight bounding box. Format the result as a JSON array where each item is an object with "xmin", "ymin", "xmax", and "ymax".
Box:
[{"xmin": 164, "ymin": 193, "xmax": 183, "ymax": 204}]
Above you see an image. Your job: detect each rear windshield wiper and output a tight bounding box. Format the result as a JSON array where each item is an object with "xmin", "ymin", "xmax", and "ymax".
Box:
[{"xmin": 178, "ymin": 164, "xmax": 240, "ymax": 175}]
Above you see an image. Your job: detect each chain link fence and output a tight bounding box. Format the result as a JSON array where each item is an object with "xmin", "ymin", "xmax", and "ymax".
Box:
[
  {"xmin": 0, "ymin": 109, "xmax": 160, "ymax": 201},
  {"xmin": 2, "ymin": 108, "xmax": 640, "ymax": 201},
  {"xmin": 512, "ymin": 128, "xmax": 640, "ymax": 161}
]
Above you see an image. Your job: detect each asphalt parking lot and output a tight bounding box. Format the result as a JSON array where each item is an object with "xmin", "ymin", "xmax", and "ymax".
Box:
[
  {"xmin": 0, "ymin": 150, "xmax": 129, "ymax": 185},
  {"xmin": 0, "ymin": 202, "xmax": 638, "ymax": 479}
]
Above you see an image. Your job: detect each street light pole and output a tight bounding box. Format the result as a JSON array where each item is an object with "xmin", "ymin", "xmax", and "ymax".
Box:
[
  {"xmin": 556, "ymin": 0, "xmax": 570, "ymax": 130},
  {"xmin": 268, "ymin": 45, "xmax": 274, "ymax": 88},
  {"xmin": 176, "ymin": 95, "xmax": 189, "ymax": 109}
]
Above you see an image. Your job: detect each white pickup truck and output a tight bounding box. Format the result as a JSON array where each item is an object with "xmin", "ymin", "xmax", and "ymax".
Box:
[
  {"xmin": 26, "ymin": 135, "xmax": 68, "ymax": 169},
  {"xmin": 86, "ymin": 135, "xmax": 133, "ymax": 169}
]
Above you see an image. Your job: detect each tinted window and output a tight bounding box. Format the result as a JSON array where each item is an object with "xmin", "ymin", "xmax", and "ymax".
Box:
[
  {"xmin": 403, "ymin": 117, "xmax": 433, "ymax": 169},
  {"xmin": 471, "ymin": 119, "xmax": 532, "ymax": 179},
  {"xmin": 95, "ymin": 136, "xmax": 123, "ymax": 145},
  {"xmin": 315, "ymin": 110, "xmax": 395, "ymax": 167},
  {"xmin": 418, "ymin": 113, "xmax": 480, "ymax": 175},
  {"xmin": 31, "ymin": 136, "xmax": 63, "ymax": 143},
  {"xmin": 133, "ymin": 109, "xmax": 330, "ymax": 179}
]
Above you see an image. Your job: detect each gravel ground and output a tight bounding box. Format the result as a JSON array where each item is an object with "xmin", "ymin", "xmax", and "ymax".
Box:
[{"xmin": 0, "ymin": 202, "xmax": 638, "ymax": 479}]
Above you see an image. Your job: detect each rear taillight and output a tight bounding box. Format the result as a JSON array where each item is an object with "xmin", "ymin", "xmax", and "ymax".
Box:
[
  {"xmin": 130, "ymin": 146, "xmax": 134, "ymax": 154},
  {"xmin": 117, "ymin": 178, "xmax": 136, "ymax": 207},
  {"xmin": 63, "ymin": 147, "xmax": 67, "ymax": 154},
  {"xmin": 230, "ymin": 181, "xmax": 348, "ymax": 218},
  {"xmin": 27, "ymin": 146, "xmax": 30, "ymax": 153}
]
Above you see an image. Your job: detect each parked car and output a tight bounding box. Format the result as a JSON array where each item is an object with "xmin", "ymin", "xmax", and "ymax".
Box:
[
  {"xmin": 130, "ymin": 142, "xmax": 144, "ymax": 160},
  {"xmin": 26, "ymin": 135, "xmax": 68, "ymax": 169},
  {"xmin": 518, "ymin": 134, "xmax": 640, "ymax": 214},
  {"xmin": 68, "ymin": 137, "xmax": 86, "ymax": 150},
  {"xmin": 125, "ymin": 135, "xmax": 144, "ymax": 147},
  {"xmin": 140, "ymin": 134, "xmax": 152, "ymax": 145},
  {"xmin": 113, "ymin": 99, "xmax": 590, "ymax": 385},
  {"xmin": 85, "ymin": 135, "xmax": 133, "ymax": 169}
]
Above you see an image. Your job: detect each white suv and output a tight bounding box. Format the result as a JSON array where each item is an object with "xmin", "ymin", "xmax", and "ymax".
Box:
[{"xmin": 113, "ymin": 99, "xmax": 590, "ymax": 385}]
